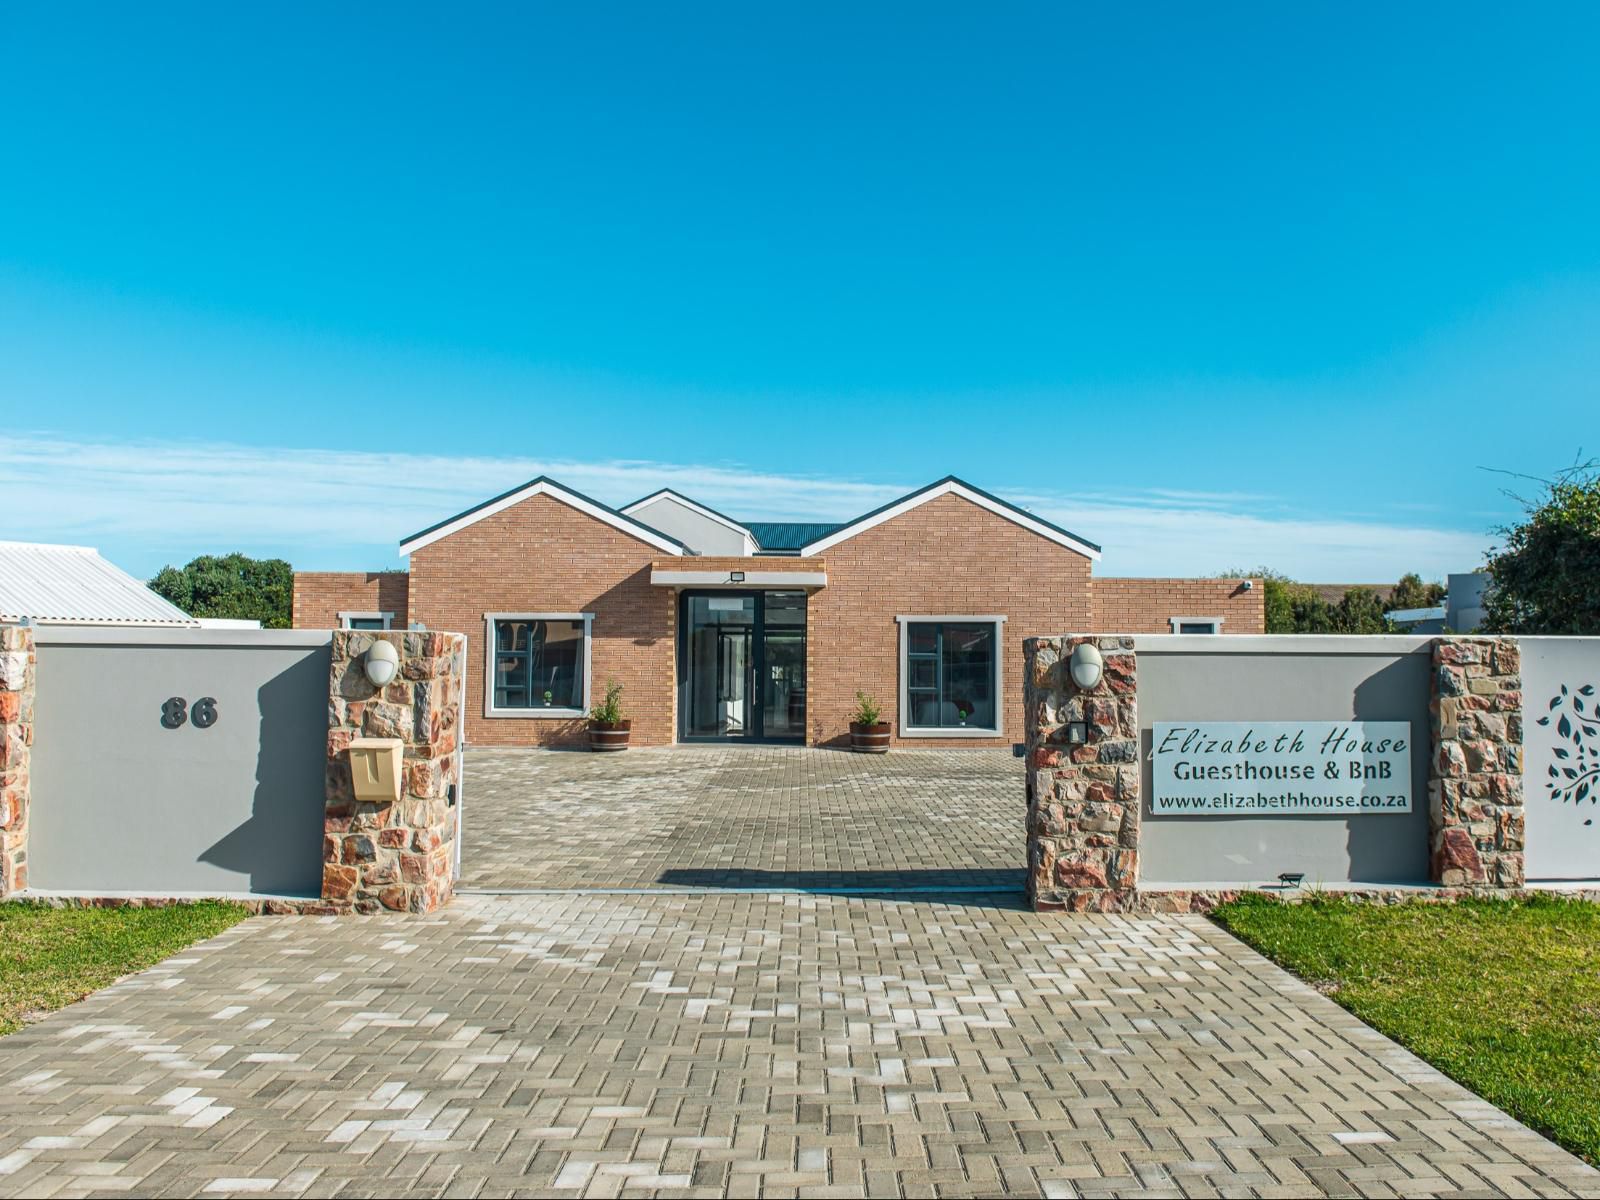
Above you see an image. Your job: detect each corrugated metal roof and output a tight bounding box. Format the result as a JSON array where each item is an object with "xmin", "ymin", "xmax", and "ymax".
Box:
[
  {"xmin": 745, "ymin": 522, "xmax": 843, "ymax": 553},
  {"xmin": 0, "ymin": 541, "xmax": 198, "ymax": 625}
]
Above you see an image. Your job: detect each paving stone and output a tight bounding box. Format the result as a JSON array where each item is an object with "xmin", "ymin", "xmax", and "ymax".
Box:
[
  {"xmin": 0, "ymin": 894, "xmax": 1595, "ymax": 1197},
  {"xmin": 458, "ymin": 746, "xmax": 1024, "ymax": 891}
]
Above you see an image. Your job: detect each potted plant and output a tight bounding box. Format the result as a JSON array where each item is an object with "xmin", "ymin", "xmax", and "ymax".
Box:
[
  {"xmin": 542, "ymin": 689, "xmax": 554, "ymax": 707},
  {"xmin": 956, "ymin": 705, "xmax": 969, "ymax": 727},
  {"xmin": 587, "ymin": 679, "xmax": 630, "ymax": 752},
  {"xmin": 849, "ymin": 691, "xmax": 890, "ymax": 754}
]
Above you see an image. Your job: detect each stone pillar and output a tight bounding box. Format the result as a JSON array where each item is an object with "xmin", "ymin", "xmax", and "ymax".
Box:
[
  {"xmin": 322, "ymin": 629, "xmax": 466, "ymax": 914},
  {"xmin": 1430, "ymin": 636, "xmax": 1523, "ymax": 888},
  {"xmin": 0, "ymin": 625, "xmax": 34, "ymax": 898},
  {"xmin": 1024, "ymin": 636, "xmax": 1140, "ymax": 911}
]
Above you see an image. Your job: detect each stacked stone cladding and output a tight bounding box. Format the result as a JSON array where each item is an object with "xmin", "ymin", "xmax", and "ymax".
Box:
[
  {"xmin": 1430, "ymin": 636, "xmax": 1524, "ymax": 887},
  {"xmin": 0, "ymin": 625, "xmax": 34, "ymax": 897},
  {"xmin": 1023, "ymin": 636, "xmax": 1140, "ymax": 911},
  {"xmin": 321, "ymin": 629, "xmax": 465, "ymax": 914}
]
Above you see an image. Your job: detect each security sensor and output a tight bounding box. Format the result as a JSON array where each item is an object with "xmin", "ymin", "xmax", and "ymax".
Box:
[{"xmin": 1242, "ymin": 579, "xmax": 1255, "ymax": 590}]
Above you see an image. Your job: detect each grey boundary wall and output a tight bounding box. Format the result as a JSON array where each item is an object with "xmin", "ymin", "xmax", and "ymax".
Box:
[
  {"xmin": 0, "ymin": 624, "xmax": 465, "ymax": 916},
  {"xmin": 1025, "ymin": 634, "xmax": 1554, "ymax": 913}
]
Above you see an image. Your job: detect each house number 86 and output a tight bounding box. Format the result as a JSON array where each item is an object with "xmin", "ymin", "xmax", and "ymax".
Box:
[{"xmin": 162, "ymin": 697, "xmax": 219, "ymax": 729}]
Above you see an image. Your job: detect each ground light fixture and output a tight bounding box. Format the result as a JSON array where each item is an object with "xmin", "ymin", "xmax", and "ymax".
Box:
[
  {"xmin": 1069, "ymin": 641, "xmax": 1103, "ymax": 690},
  {"xmin": 728, "ymin": 571, "xmax": 745, "ymax": 583},
  {"xmin": 364, "ymin": 639, "xmax": 400, "ymax": 688}
]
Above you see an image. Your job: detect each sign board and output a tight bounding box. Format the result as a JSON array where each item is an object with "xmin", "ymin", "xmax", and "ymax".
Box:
[{"xmin": 1151, "ymin": 722, "xmax": 1412, "ymax": 815}]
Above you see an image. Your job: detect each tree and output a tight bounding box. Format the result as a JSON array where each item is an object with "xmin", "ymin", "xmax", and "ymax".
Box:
[
  {"xmin": 149, "ymin": 553, "xmax": 293, "ymax": 628},
  {"xmin": 1387, "ymin": 572, "xmax": 1446, "ymax": 612},
  {"xmin": 1225, "ymin": 569, "xmax": 1403, "ymax": 634},
  {"xmin": 1482, "ymin": 461, "xmax": 1600, "ymax": 634}
]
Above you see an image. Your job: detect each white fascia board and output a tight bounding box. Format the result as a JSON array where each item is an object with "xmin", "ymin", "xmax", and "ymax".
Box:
[
  {"xmin": 798, "ymin": 480, "xmax": 1101, "ymax": 561},
  {"xmin": 650, "ymin": 569, "xmax": 827, "ymax": 589},
  {"xmin": 621, "ymin": 490, "xmax": 756, "ymax": 543},
  {"xmin": 399, "ymin": 480, "xmax": 684, "ymax": 557}
]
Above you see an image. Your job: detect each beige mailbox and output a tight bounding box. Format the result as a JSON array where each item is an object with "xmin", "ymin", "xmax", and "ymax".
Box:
[{"xmin": 349, "ymin": 737, "xmax": 403, "ymax": 804}]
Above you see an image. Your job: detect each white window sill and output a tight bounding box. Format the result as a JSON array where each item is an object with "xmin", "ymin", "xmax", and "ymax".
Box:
[
  {"xmin": 485, "ymin": 707, "xmax": 587, "ymax": 720},
  {"xmin": 899, "ymin": 725, "xmax": 1003, "ymax": 739}
]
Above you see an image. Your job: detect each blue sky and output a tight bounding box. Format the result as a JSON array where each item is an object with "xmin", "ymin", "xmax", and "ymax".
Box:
[{"xmin": 2, "ymin": 3, "xmax": 1596, "ymax": 579}]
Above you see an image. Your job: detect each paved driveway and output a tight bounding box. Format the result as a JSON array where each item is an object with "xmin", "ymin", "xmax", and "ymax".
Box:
[
  {"xmin": 1, "ymin": 892, "xmax": 1594, "ymax": 1199},
  {"xmin": 459, "ymin": 747, "xmax": 1024, "ymax": 892}
]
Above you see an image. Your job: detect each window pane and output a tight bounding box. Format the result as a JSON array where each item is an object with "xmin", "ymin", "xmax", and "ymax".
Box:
[
  {"xmin": 493, "ymin": 619, "xmax": 585, "ymax": 709},
  {"xmin": 1178, "ymin": 621, "xmax": 1218, "ymax": 635},
  {"xmin": 347, "ymin": 617, "xmax": 385, "ymax": 630},
  {"xmin": 904, "ymin": 621, "xmax": 997, "ymax": 728}
]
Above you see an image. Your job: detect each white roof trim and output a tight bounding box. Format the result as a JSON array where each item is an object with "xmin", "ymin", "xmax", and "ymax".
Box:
[
  {"xmin": 622, "ymin": 491, "xmax": 755, "ymax": 539},
  {"xmin": 400, "ymin": 479, "xmax": 685, "ymax": 557},
  {"xmin": 798, "ymin": 480, "xmax": 1101, "ymax": 561}
]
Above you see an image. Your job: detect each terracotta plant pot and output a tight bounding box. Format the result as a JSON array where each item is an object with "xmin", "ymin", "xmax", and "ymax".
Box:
[
  {"xmin": 849, "ymin": 721, "xmax": 891, "ymax": 754},
  {"xmin": 588, "ymin": 719, "xmax": 631, "ymax": 752}
]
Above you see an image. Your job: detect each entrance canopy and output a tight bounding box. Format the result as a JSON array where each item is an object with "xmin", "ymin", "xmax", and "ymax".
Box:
[{"xmin": 650, "ymin": 556, "xmax": 827, "ymax": 590}]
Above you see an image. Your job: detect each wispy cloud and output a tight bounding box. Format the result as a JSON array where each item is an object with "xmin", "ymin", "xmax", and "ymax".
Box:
[{"xmin": 0, "ymin": 433, "xmax": 1490, "ymax": 580}]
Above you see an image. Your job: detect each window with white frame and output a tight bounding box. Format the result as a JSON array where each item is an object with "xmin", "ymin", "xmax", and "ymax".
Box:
[
  {"xmin": 485, "ymin": 613, "xmax": 593, "ymax": 716},
  {"xmin": 1170, "ymin": 616, "xmax": 1222, "ymax": 634},
  {"xmin": 340, "ymin": 611, "xmax": 393, "ymax": 630},
  {"xmin": 898, "ymin": 616, "xmax": 1005, "ymax": 735}
]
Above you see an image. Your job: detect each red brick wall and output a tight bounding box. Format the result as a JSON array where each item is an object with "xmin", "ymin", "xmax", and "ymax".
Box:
[
  {"xmin": 292, "ymin": 572, "xmax": 410, "ymax": 630},
  {"xmin": 406, "ymin": 493, "xmax": 676, "ymax": 748},
  {"xmin": 806, "ymin": 492, "xmax": 1094, "ymax": 748},
  {"xmin": 1091, "ymin": 577, "xmax": 1264, "ymax": 634}
]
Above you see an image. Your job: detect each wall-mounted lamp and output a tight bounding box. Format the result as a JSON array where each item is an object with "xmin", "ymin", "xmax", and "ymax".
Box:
[
  {"xmin": 1069, "ymin": 642, "xmax": 1104, "ymax": 691},
  {"xmin": 1066, "ymin": 721, "xmax": 1089, "ymax": 745},
  {"xmin": 364, "ymin": 639, "xmax": 400, "ymax": 688},
  {"xmin": 729, "ymin": 571, "xmax": 745, "ymax": 583}
]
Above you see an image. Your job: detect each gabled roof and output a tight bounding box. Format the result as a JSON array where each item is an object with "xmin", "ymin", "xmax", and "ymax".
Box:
[
  {"xmin": 797, "ymin": 476, "xmax": 1101, "ymax": 560},
  {"xmin": 399, "ymin": 477, "xmax": 687, "ymax": 557},
  {"xmin": 745, "ymin": 522, "xmax": 843, "ymax": 554},
  {"xmin": 0, "ymin": 541, "xmax": 198, "ymax": 626},
  {"xmin": 620, "ymin": 489, "xmax": 757, "ymax": 542}
]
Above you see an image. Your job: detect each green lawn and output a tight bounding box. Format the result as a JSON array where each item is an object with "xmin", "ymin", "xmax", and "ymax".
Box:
[
  {"xmin": 0, "ymin": 901, "xmax": 251, "ymax": 1036},
  {"xmin": 1211, "ymin": 894, "xmax": 1600, "ymax": 1165}
]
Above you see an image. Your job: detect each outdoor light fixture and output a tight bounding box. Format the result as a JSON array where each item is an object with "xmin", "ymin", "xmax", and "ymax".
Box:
[
  {"xmin": 1066, "ymin": 721, "xmax": 1089, "ymax": 745},
  {"xmin": 1277, "ymin": 872, "xmax": 1306, "ymax": 889},
  {"xmin": 364, "ymin": 639, "xmax": 400, "ymax": 688},
  {"xmin": 1069, "ymin": 642, "xmax": 1104, "ymax": 690},
  {"xmin": 729, "ymin": 571, "xmax": 745, "ymax": 583}
]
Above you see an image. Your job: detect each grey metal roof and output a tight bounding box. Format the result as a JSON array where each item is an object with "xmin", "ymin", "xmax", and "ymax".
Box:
[
  {"xmin": 745, "ymin": 522, "xmax": 843, "ymax": 553},
  {"xmin": 0, "ymin": 541, "xmax": 198, "ymax": 626}
]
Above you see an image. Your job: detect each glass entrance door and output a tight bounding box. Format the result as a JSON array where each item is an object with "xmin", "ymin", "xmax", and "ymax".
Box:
[{"xmin": 679, "ymin": 591, "xmax": 807, "ymax": 742}]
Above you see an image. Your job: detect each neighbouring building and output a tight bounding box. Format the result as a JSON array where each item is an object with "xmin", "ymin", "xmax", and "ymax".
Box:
[
  {"xmin": 293, "ymin": 475, "xmax": 1264, "ymax": 748},
  {"xmin": 0, "ymin": 541, "xmax": 198, "ymax": 627}
]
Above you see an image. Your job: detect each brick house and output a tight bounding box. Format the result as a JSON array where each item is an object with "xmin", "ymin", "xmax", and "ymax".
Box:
[{"xmin": 294, "ymin": 475, "xmax": 1263, "ymax": 748}]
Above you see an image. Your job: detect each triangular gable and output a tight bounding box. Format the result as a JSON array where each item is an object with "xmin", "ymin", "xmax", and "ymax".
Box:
[
  {"xmin": 399, "ymin": 477, "xmax": 686, "ymax": 557},
  {"xmin": 798, "ymin": 477, "xmax": 1101, "ymax": 560},
  {"xmin": 620, "ymin": 489, "xmax": 758, "ymax": 553}
]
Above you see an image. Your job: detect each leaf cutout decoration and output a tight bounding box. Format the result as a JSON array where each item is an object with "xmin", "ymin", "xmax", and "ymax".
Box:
[
  {"xmin": 1582, "ymin": 685, "xmax": 1596, "ymax": 696},
  {"xmin": 1554, "ymin": 747, "xmax": 1569, "ymax": 759},
  {"xmin": 1578, "ymin": 697, "xmax": 1588, "ymax": 715},
  {"xmin": 1565, "ymin": 768, "xmax": 1579, "ymax": 779},
  {"xmin": 1559, "ymin": 714, "xmax": 1572, "ymax": 737},
  {"xmin": 1539, "ymin": 715, "xmax": 1552, "ymax": 726},
  {"xmin": 1579, "ymin": 782, "xmax": 1592, "ymax": 804},
  {"xmin": 1552, "ymin": 695, "xmax": 1563, "ymax": 710}
]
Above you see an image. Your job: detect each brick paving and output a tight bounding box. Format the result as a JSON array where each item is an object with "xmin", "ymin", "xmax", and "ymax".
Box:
[
  {"xmin": 459, "ymin": 747, "xmax": 1025, "ymax": 892},
  {"xmin": 1, "ymin": 892, "xmax": 1595, "ymax": 1199}
]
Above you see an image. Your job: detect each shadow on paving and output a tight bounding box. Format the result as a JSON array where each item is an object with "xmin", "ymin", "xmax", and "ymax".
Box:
[{"xmin": 655, "ymin": 866, "xmax": 1027, "ymax": 898}]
